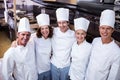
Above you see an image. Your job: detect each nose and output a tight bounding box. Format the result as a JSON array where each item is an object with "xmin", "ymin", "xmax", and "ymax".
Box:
[{"xmin": 24, "ymin": 35, "xmax": 27, "ymax": 40}]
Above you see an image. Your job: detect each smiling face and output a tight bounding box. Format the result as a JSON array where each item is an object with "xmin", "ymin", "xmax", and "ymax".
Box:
[
  {"xmin": 40, "ymin": 25, "xmax": 50, "ymax": 39},
  {"xmin": 99, "ymin": 25, "xmax": 114, "ymax": 43},
  {"xmin": 75, "ymin": 29, "xmax": 86, "ymax": 45},
  {"xmin": 57, "ymin": 20, "xmax": 69, "ymax": 33},
  {"xmin": 17, "ymin": 31, "xmax": 31, "ymax": 46}
]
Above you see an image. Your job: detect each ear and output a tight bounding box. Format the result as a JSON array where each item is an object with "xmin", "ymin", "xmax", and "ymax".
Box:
[
  {"xmin": 17, "ymin": 32, "xmax": 19, "ymax": 38},
  {"xmin": 98, "ymin": 26, "xmax": 100, "ymax": 32},
  {"xmin": 67, "ymin": 21, "xmax": 69, "ymax": 25},
  {"xmin": 112, "ymin": 28, "xmax": 114, "ymax": 33},
  {"xmin": 85, "ymin": 32, "xmax": 87, "ymax": 37}
]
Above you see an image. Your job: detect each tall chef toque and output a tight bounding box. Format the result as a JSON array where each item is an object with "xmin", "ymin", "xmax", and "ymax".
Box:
[
  {"xmin": 100, "ymin": 9, "xmax": 115, "ymax": 28},
  {"xmin": 36, "ymin": 13, "xmax": 50, "ymax": 26},
  {"xmin": 56, "ymin": 8, "xmax": 69, "ymax": 21},
  {"xmin": 18, "ymin": 17, "xmax": 31, "ymax": 32},
  {"xmin": 74, "ymin": 17, "xmax": 90, "ymax": 32}
]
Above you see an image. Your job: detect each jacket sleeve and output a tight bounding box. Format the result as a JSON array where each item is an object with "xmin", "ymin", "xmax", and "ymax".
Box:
[
  {"xmin": 107, "ymin": 55, "xmax": 120, "ymax": 80},
  {"xmin": 28, "ymin": 41, "xmax": 38, "ymax": 80},
  {"xmin": 2, "ymin": 48, "xmax": 15, "ymax": 80}
]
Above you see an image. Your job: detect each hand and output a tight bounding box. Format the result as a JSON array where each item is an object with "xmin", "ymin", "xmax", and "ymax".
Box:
[{"xmin": 11, "ymin": 39, "xmax": 18, "ymax": 47}]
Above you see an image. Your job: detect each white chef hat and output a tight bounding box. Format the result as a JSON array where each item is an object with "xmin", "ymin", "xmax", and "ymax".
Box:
[
  {"xmin": 74, "ymin": 17, "xmax": 90, "ymax": 32},
  {"xmin": 18, "ymin": 17, "xmax": 31, "ymax": 32},
  {"xmin": 56, "ymin": 8, "xmax": 69, "ymax": 21},
  {"xmin": 36, "ymin": 13, "xmax": 50, "ymax": 27},
  {"xmin": 100, "ymin": 9, "xmax": 115, "ymax": 28}
]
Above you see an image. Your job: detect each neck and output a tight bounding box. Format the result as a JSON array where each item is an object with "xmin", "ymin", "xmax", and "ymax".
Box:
[
  {"xmin": 17, "ymin": 41, "xmax": 26, "ymax": 47},
  {"xmin": 43, "ymin": 36, "xmax": 48, "ymax": 39},
  {"xmin": 77, "ymin": 40, "xmax": 85, "ymax": 45},
  {"xmin": 61, "ymin": 28, "xmax": 69, "ymax": 33},
  {"xmin": 101, "ymin": 37, "xmax": 113, "ymax": 44}
]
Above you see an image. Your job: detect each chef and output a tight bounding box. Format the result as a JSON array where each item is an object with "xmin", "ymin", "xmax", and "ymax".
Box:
[
  {"xmin": 32, "ymin": 13, "xmax": 53, "ymax": 80},
  {"xmin": 51, "ymin": 8, "xmax": 75, "ymax": 80},
  {"xmin": 69, "ymin": 17, "xmax": 92, "ymax": 80},
  {"xmin": 2, "ymin": 17, "xmax": 38, "ymax": 80},
  {"xmin": 85, "ymin": 9, "xmax": 120, "ymax": 80}
]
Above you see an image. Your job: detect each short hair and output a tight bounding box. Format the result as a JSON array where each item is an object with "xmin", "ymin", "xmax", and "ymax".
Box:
[{"xmin": 36, "ymin": 26, "xmax": 53, "ymax": 38}]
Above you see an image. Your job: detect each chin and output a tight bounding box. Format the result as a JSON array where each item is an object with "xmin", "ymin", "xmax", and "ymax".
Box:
[
  {"xmin": 101, "ymin": 36, "xmax": 109, "ymax": 39},
  {"xmin": 22, "ymin": 42, "xmax": 27, "ymax": 45}
]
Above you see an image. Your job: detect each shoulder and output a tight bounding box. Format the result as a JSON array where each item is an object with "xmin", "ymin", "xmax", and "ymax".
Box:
[
  {"xmin": 92, "ymin": 37, "xmax": 101, "ymax": 45},
  {"xmin": 3, "ymin": 47, "xmax": 15, "ymax": 60},
  {"xmin": 112, "ymin": 40, "xmax": 120, "ymax": 52},
  {"xmin": 84, "ymin": 41, "xmax": 92, "ymax": 50},
  {"xmin": 86, "ymin": 41, "xmax": 92, "ymax": 47},
  {"xmin": 30, "ymin": 33, "xmax": 37, "ymax": 40},
  {"xmin": 68, "ymin": 29, "xmax": 74, "ymax": 34},
  {"xmin": 27, "ymin": 40, "xmax": 35, "ymax": 48},
  {"xmin": 92, "ymin": 37, "xmax": 101, "ymax": 42},
  {"xmin": 67, "ymin": 29, "xmax": 75, "ymax": 37},
  {"xmin": 54, "ymin": 27, "xmax": 59, "ymax": 31},
  {"xmin": 53, "ymin": 27, "xmax": 58, "ymax": 30},
  {"xmin": 72, "ymin": 41, "xmax": 77, "ymax": 46}
]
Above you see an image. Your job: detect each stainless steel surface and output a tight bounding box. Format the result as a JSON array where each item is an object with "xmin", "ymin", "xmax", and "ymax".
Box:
[
  {"xmin": 103, "ymin": 0, "xmax": 115, "ymax": 4},
  {"xmin": 77, "ymin": 0, "xmax": 100, "ymax": 2}
]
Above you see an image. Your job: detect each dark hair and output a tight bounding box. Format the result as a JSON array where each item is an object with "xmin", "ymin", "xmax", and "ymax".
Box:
[{"xmin": 36, "ymin": 26, "xmax": 53, "ymax": 38}]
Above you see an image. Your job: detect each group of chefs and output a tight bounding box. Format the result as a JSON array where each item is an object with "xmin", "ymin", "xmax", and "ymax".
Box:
[{"xmin": 1, "ymin": 7, "xmax": 120, "ymax": 80}]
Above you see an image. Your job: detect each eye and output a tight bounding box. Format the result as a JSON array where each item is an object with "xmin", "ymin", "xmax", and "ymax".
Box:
[
  {"xmin": 107, "ymin": 27, "xmax": 112, "ymax": 30},
  {"xmin": 100, "ymin": 27, "xmax": 105, "ymax": 30},
  {"xmin": 75, "ymin": 32, "xmax": 80, "ymax": 35},
  {"xmin": 45, "ymin": 27, "xmax": 49, "ymax": 30},
  {"xmin": 27, "ymin": 34, "xmax": 31, "ymax": 37},
  {"xmin": 77, "ymin": 33, "xmax": 80, "ymax": 35},
  {"xmin": 21, "ymin": 33, "xmax": 25, "ymax": 36},
  {"xmin": 41, "ymin": 28, "xmax": 44, "ymax": 30}
]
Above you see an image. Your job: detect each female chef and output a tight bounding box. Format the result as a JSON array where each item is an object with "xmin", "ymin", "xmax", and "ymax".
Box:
[
  {"xmin": 32, "ymin": 13, "xmax": 53, "ymax": 80},
  {"xmin": 69, "ymin": 17, "xmax": 92, "ymax": 80}
]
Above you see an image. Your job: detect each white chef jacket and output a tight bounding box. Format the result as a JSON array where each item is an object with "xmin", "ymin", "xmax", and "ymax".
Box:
[
  {"xmin": 69, "ymin": 40, "xmax": 92, "ymax": 80},
  {"xmin": 51, "ymin": 27, "xmax": 75, "ymax": 68},
  {"xmin": 2, "ymin": 40, "xmax": 38, "ymax": 80},
  {"xmin": 32, "ymin": 33, "xmax": 52, "ymax": 74},
  {"xmin": 85, "ymin": 37, "xmax": 120, "ymax": 80}
]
